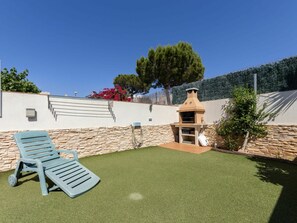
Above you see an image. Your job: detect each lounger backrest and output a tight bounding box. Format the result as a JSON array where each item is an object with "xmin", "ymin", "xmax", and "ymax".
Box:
[{"xmin": 14, "ymin": 131, "xmax": 60, "ymax": 163}]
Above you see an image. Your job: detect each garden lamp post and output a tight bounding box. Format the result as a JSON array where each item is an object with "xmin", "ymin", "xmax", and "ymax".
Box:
[
  {"xmin": 0, "ymin": 59, "xmax": 2, "ymax": 91},
  {"xmin": 254, "ymin": 73, "xmax": 257, "ymax": 94}
]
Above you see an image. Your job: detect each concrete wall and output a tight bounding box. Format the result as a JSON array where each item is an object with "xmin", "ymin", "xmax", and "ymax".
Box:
[
  {"xmin": 1, "ymin": 90, "xmax": 297, "ymax": 172},
  {"xmin": 0, "ymin": 92, "xmax": 179, "ymax": 172},
  {"xmin": 1, "ymin": 90, "xmax": 296, "ymax": 131},
  {"xmin": 0, "ymin": 125, "xmax": 175, "ymax": 172},
  {"xmin": 201, "ymin": 90, "xmax": 297, "ymax": 162},
  {"xmin": 203, "ymin": 124, "xmax": 297, "ymax": 162},
  {"xmin": 202, "ymin": 90, "xmax": 297, "ymax": 125},
  {"xmin": 0, "ymin": 92, "xmax": 179, "ymax": 131},
  {"xmin": 259, "ymin": 90, "xmax": 297, "ymax": 125},
  {"xmin": 246, "ymin": 125, "xmax": 297, "ymax": 161}
]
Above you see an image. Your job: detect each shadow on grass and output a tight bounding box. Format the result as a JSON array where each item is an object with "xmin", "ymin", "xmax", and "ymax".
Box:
[
  {"xmin": 16, "ymin": 173, "xmax": 39, "ymax": 185},
  {"xmin": 17, "ymin": 172, "xmax": 55, "ymax": 189},
  {"xmin": 248, "ymin": 156, "xmax": 297, "ymax": 223}
]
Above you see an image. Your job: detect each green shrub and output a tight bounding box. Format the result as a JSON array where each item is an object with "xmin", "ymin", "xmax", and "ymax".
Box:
[
  {"xmin": 216, "ymin": 87, "xmax": 271, "ymax": 150},
  {"xmin": 1, "ymin": 68, "xmax": 41, "ymax": 93}
]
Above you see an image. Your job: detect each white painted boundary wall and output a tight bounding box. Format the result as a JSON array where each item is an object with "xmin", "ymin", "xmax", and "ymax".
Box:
[
  {"xmin": 202, "ymin": 89, "xmax": 297, "ymax": 125},
  {"xmin": 0, "ymin": 90, "xmax": 296, "ymax": 131},
  {"xmin": 0, "ymin": 92, "xmax": 179, "ymax": 131}
]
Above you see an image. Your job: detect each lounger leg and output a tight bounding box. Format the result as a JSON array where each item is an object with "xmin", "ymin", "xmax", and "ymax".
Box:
[
  {"xmin": 8, "ymin": 160, "xmax": 23, "ymax": 187},
  {"xmin": 36, "ymin": 164, "xmax": 48, "ymax": 196},
  {"xmin": 14, "ymin": 161, "xmax": 23, "ymax": 179}
]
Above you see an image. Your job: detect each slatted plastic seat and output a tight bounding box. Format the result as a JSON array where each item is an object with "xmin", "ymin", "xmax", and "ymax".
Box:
[{"xmin": 8, "ymin": 131, "xmax": 100, "ymax": 198}]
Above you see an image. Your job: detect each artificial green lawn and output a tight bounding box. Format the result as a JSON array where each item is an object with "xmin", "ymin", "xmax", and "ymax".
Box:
[{"xmin": 1, "ymin": 147, "xmax": 297, "ymax": 223}]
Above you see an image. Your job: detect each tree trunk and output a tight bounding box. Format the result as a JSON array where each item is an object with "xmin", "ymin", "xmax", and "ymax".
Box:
[
  {"xmin": 241, "ymin": 131, "xmax": 250, "ymax": 152},
  {"xmin": 164, "ymin": 87, "xmax": 171, "ymax": 105}
]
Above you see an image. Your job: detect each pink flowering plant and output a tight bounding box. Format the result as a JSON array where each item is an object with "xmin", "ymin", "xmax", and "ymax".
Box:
[{"xmin": 89, "ymin": 85, "xmax": 131, "ymax": 102}]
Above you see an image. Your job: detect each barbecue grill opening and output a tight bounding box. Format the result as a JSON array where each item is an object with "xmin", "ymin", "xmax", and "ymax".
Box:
[{"xmin": 180, "ymin": 112, "xmax": 195, "ymax": 123}]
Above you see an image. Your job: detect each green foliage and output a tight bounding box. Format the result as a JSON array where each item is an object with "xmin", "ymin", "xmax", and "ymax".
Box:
[
  {"xmin": 216, "ymin": 87, "xmax": 270, "ymax": 150},
  {"xmin": 172, "ymin": 56, "xmax": 297, "ymax": 104},
  {"xmin": 113, "ymin": 74, "xmax": 149, "ymax": 98},
  {"xmin": 1, "ymin": 67, "xmax": 41, "ymax": 93},
  {"xmin": 136, "ymin": 42, "xmax": 204, "ymax": 104}
]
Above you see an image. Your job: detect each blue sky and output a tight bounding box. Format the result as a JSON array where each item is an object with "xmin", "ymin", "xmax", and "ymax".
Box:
[{"xmin": 1, "ymin": 0, "xmax": 297, "ymax": 97}]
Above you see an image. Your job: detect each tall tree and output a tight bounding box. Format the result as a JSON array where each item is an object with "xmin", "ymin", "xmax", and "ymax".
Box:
[
  {"xmin": 113, "ymin": 74, "xmax": 149, "ymax": 98},
  {"xmin": 136, "ymin": 42, "xmax": 204, "ymax": 104},
  {"xmin": 1, "ymin": 67, "xmax": 41, "ymax": 93}
]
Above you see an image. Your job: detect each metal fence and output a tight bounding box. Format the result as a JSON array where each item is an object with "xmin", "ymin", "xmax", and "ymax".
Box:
[{"xmin": 133, "ymin": 90, "xmax": 172, "ymax": 105}]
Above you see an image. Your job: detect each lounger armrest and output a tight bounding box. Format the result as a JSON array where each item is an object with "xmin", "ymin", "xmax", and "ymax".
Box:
[
  {"xmin": 57, "ymin": 149, "xmax": 79, "ymax": 161},
  {"xmin": 19, "ymin": 158, "xmax": 43, "ymax": 168}
]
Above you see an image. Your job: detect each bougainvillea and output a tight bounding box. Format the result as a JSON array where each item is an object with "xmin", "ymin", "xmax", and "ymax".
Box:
[{"xmin": 88, "ymin": 85, "xmax": 131, "ymax": 102}]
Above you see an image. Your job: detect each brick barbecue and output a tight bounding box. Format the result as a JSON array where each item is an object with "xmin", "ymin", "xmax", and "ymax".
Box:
[
  {"xmin": 178, "ymin": 88, "xmax": 205, "ymax": 124},
  {"xmin": 173, "ymin": 88, "xmax": 206, "ymax": 146}
]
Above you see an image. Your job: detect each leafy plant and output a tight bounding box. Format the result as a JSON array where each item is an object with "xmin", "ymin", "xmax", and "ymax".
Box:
[
  {"xmin": 113, "ymin": 74, "xmax": 149, "ymax": 98},
  {"xmin": 1, "ymin": 67, "xmax": 41, "ymax": 93},
  {"xmin": 216, "ymin": 87, "xmax": 271, "ymax": 150},
  {"xmin": 88, "ymin": 85, "xmax": 131, "ymax": 102}
]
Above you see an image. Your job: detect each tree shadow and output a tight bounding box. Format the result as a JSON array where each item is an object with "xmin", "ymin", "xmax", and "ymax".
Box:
[
  {"xmin": 261, "ymin": 90, "xmax": 297, "ymax": 120},
  {"xmin": 248, "ymin": 156, "xmax": 297, "ymax": 223}
]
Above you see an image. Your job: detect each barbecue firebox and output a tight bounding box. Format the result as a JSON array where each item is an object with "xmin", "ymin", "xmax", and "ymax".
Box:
[
  {"xmin": 173, "ymin": 88, "xmax": 206, "ymax": 146},
  {"xmin": 180, "ymin": 112, "xmax": 195, "ymax": 123}
]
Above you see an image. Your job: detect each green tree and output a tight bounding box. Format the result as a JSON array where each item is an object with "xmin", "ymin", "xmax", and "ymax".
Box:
[
  {"xmin": 216, "ymin": 87, "xmax": 272, "ymax": 151},
  {"xmin": 1, "ymin": 67, "xmax": 41, "ymax": 93},
  {"xmin": 136, "ymin": 42, "xmax": 204, "ymax": 104},
  {"xmin": 113, "ymin": 74, "xmax": 149, "ymax": 98}
]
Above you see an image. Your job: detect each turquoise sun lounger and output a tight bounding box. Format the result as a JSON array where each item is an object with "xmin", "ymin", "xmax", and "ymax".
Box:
[{"xmin": 8, "ymin": 131, "xmax": 100, "ymax": 198}]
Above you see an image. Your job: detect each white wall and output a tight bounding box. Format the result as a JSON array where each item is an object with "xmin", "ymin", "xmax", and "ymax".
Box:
[
  {"xmin": 0, "ymin": 92, "xmax": 179, "ymax": 131},
  {"xmin": 258, "ymin": 90, "xmax": 297, "ymax": 125},
  {"xmin": 202, "ymin": 98, "xmax": 228, "ymax": 124},
  {"xmin": 202, "ymin": 90, "xmax": 297, "ymax": 125},
  {"xmin": 1, "ymin": 90, "xmax": 296, "ymax": 131}
]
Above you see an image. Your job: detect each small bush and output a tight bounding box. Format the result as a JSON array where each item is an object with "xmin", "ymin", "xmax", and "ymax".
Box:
[{"xmin": 216, "ymin": 87, "xmax": 271, "ymax": 150}]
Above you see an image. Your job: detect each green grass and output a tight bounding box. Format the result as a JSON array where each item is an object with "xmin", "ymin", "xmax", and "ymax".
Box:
[{"xmin": 1, "ymin": 147, "xmax": 297, "ymax": 223}]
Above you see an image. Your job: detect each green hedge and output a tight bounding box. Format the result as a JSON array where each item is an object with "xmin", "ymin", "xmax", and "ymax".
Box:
[{"xmin": 172, "ymin": 56, "xmax": 297, "ymax": 104}]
